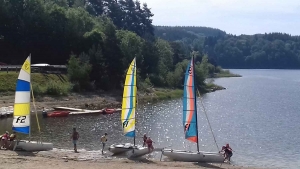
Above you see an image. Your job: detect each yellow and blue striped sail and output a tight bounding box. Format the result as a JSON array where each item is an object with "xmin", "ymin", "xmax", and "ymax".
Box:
[
  {"xmin": 12, "ymin": 55, "xmax": 31, "ymax": 134},
  {"xmin": 121, "ymin": 58, "xmax": 136, "ymax": 137}
]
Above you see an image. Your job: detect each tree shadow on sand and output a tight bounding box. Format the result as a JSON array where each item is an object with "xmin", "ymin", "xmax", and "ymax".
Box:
[{"xmin": 193, "ymin": 162, "xmax": 224, "ymax": 169}]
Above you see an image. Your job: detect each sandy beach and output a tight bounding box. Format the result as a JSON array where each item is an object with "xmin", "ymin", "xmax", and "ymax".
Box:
[{"xmin": 0, "ymin": 148, "xmax": 267, "ymax": 169}]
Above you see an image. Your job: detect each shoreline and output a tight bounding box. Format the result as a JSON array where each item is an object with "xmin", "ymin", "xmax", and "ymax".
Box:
[
  {"xmin": 0, "ymin": 86, "xmax": 226, "ymax": 111},
  {"xmin": 0, "ymin": 148, "xmax": 266, "ymax": 169},
  {"xmin": 0, "ymin": 91, "xmax": 122, "ymax": 111}
]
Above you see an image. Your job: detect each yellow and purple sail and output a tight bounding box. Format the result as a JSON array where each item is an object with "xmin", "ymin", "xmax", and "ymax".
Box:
[
  {"xmin": 121, "ymin": 58, "xmax": 137, "ymax": 137},
  {"xmin": 12, "ymin": 55, "xmax": 31, "ymax": 134},
  {"xmin": 183, "ymin": 56, "xmax": 198, "ymax": 143}
]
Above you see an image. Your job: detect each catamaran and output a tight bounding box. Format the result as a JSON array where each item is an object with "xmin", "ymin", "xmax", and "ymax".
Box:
[
  {"xmin": 162, "ymin": 56, "xmax": 224, "ymax": 163},
  {"xmin": 11, "ymin": 54, "xmax": 53, "ymax": 151},
  {"xmin": 108, "ymin": 58, "xmax": 150, "ymax": 157}
]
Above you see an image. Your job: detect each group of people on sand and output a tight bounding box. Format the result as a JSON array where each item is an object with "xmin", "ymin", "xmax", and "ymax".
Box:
[
  {"xmin": 0, "ymin": 131, "xmax": 17, "ymax": 150},
  {"xmin": 70, "ymin": 128, "xmax": 155, "ymax": 154}
]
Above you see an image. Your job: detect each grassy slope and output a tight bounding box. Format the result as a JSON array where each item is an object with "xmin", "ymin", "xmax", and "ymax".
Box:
[{"xmin": 0, "ymin": 72, "xmax": 69, "ymax": 95}]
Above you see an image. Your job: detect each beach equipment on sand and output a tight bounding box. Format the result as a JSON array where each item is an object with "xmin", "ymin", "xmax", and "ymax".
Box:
[
  {"xmin": 11, "ymin": 54, "xmax": 53, "ymax": 151},
  {"xmin": 161, "ymin": 56, "xmax": 224, "ymax": 163},
  {"xmin": 108, "ymin": 58, "xmax": 150, "ymax": 157}
]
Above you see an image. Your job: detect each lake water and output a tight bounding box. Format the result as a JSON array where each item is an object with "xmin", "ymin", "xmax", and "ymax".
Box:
[{"xmin": 1, "ymin": 69, "xmax": 300, "ymax": 169}]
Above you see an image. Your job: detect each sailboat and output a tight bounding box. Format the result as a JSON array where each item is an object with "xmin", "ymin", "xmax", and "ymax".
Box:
[
  {"xmin": 108, "ymin": 58, "xmax": 150, "ymax": 157},
  {"xmin": 161, "ymin": 56, "xmax": 224, "ymax": 163},
  {"xmin": 11, "ymin": 55, "xmax": 53, "ymax": 151}
]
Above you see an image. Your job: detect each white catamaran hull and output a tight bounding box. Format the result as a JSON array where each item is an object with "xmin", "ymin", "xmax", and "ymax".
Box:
[
  {"xmin": 109, "ymin": 143, "xmax": 151, "ymax": 157},
  {"xmin": 14, "ymin": 140, "xmax": 53, "ymax": 152},
  {"xmin": 126, "ymin": 147, "xmax": 152, "ymax": 158},
  {"xmin": 162, "ymin": 149, "xmax": 224, "ymax": 163},
  {"xmin": 108, "ymin": 143, "xmax": 135, "ymax": 154}
]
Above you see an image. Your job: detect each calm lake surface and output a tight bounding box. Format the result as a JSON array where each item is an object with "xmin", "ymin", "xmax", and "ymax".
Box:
[{"xmin": 1, "ymin": 69, "xmax": 300, "ymax": 169}]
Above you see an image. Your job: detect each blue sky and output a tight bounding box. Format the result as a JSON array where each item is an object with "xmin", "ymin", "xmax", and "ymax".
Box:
[{"xmin": 141, "ymin": 0, "xmax": 300, "ymax": 35}]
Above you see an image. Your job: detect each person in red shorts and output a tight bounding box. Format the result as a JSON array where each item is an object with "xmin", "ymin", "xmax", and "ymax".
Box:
[{"xmin": 146, "ymin": 136, "xmax": 154, "ymax": 153}]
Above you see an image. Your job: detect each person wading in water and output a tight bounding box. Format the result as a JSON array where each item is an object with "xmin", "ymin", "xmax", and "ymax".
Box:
[
  {"xmin": 143, "ymin": 133, "xmax": 147, "ymax": 147},
  {"xmin": 100, "ymin": 133, "xmax": 108, "ymax": 154},
  {"xmin": 70, "ymin": 128, "xmax": 79, "ymax": 153}
]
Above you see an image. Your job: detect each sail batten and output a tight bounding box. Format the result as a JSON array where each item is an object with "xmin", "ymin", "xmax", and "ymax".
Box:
[
  {"xmin": 12, "ymin": 56, "xmax": 31, "ymax": 135},
  {"xmin": 183, "ymin": 58, "xmax": 198, "ymax": 143},
  {"xmin": 121, "ymin": 58, "xmax": 136, "ymax": 138}
]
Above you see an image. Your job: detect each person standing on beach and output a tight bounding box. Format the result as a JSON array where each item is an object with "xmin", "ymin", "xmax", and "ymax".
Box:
[
  {"xmin": 70, "ymin": 128, "xmax": 79, "ymax": 153},
  {"xmin": 100, "ymin": 133, "xmax": 108, "ymax": 154}
]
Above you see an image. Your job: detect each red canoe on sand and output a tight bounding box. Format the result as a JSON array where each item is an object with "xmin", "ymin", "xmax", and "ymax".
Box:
[{"xmin": 47, "ymin": 111, "xmax": 70, "ymax": 117}]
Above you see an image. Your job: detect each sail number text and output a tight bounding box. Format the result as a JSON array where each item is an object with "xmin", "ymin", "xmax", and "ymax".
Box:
[
  {"xmin": 16, "ymin": 116, "xmax": 26, "ymax": 123},
  {"xmin": 188, "ymin": 66, "xmax": 192, "ymax": 75},
  {"xmin": 184, "ymin": 123, "xmax": 190, "ymax": 132},
  {"xmin": 123, "ymin": 120, "xmax": 129, "ymax": 128}
]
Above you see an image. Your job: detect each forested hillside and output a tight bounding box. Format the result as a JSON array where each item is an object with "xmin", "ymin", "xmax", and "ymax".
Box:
[
  {"xmin": 154, "ymin": 27, "xmax": 300, "ymax": 69},
  {"xmin": 0, "ymin": 0, "xmax": 227, "ymax": 93}
]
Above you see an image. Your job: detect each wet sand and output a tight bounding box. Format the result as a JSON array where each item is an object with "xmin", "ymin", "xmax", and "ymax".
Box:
[{"xmin": 0, "ymin": 149, "xmax": 267, "ymax": 169}]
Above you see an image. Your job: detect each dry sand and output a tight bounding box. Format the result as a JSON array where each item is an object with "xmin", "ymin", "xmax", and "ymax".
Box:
[{"xmin": 0, "ymin": 149, "xmax": 267, "ymax": 169}]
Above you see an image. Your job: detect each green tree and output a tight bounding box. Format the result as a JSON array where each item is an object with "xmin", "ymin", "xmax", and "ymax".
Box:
[{"xmin": 67, "ymin": 54, "xmax": 92, "ymax": 91}]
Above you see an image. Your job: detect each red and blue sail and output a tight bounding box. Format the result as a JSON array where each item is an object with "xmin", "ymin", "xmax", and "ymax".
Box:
[{"xmin": 183, "ymin": 57, "xmax": 198, "ymax": 143}]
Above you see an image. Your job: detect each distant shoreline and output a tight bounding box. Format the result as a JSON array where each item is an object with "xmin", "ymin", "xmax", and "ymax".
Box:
[{"xmin": 0, "ymin": 71, "xmax": 240, "ymax": 110}]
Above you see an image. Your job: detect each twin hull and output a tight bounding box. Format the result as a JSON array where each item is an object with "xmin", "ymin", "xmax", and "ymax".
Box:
[
  {"xmin": 12, "ymin": 140, "xmax": 53, "ymax": 152},
  {"xmin": 162, "ymin": 149, "xmax": 224, "ymax": 163},
  {"xmin": 108, "ymin": 143, "xmax": 151, "ymax": 157}
]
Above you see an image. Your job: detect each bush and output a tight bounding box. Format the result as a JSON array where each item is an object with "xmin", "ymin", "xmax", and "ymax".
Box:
[
  {"xmin": 45, "ymin": 81, "xmax": 71, "ymax": 96},
  {"xmin": 31, "ymin": 80, "xmax": 71, "ymax": 96},
  {"xmin": 32, "ymin": 84, "xmax": 44, "ymax": 96}
]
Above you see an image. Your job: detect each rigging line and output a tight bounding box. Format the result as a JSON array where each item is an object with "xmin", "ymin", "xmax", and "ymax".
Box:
[
  {"xmin": 196, "ymin": 89, "xmax": 219, "ymax": 151},
  {"xmin": 30, "ymin": 84, "xmax": 41, "ymax": 136}
]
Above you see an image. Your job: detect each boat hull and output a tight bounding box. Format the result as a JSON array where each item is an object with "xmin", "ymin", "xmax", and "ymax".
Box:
[
  {"xmin": 162, "ymin": 149, "xmax": 224, "ymax": 163},
  {"xmin": 12, "ymin": 140, "xmax": 53, "ymax": 152},
  {"xmin": 47, "ymin": 111, "xmax": 70, "ymax": 117},
  {"xmin": 108, "ymin": 143, "xmax": 134, "ymax": 154},
  {"xmin": 103, "ymin": 108, "xmax": 119, "ymax": 114},
  {"xmin": 108, "ymin": 143, "xmax": 151, "ymax": 157},
  {"xmin": 127, "ymin": 147, "xmax": 152, "ymax": 158}
]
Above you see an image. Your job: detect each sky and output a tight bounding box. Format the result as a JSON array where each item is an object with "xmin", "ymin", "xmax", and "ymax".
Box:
[{"xmin": 140, "ymin": 0, "xmax": 300, "ymax": 35}]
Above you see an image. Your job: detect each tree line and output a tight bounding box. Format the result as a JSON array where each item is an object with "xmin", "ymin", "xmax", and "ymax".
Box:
[
  {"xmin": 155, "ymin": 27, "xmax": 300, "ymax": 69},
  {"xmin": 0, "ymin": 0, "xmax": 221, "ymax": 92}
]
